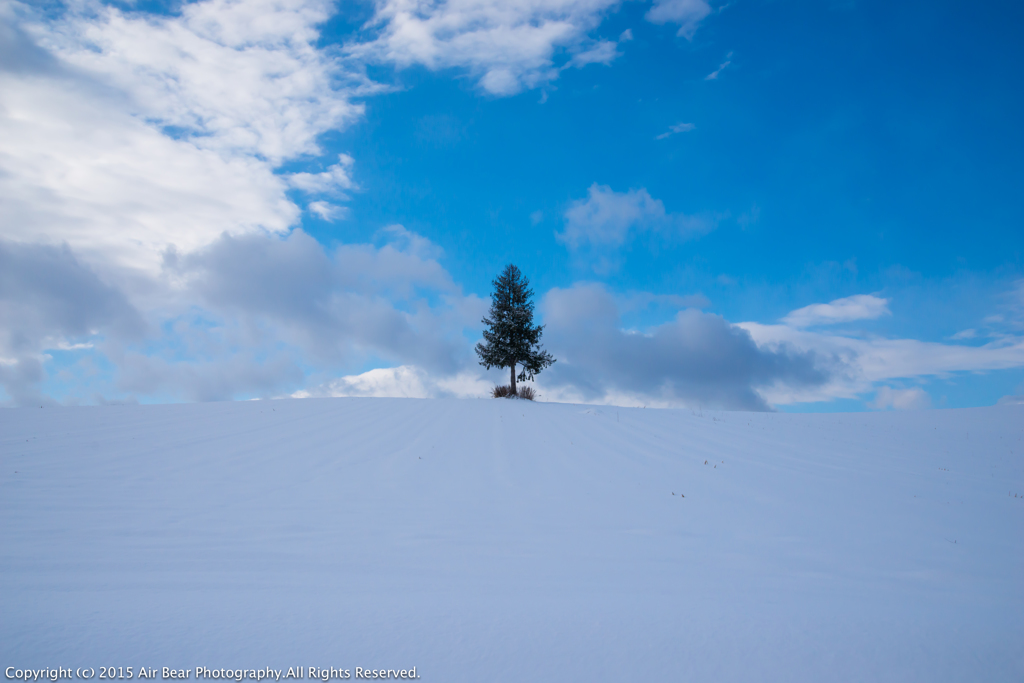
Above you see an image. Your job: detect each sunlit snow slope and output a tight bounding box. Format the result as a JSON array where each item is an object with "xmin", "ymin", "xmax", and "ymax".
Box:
[{"xmin": 2, "ymin": 399, "xmax": 1022, "ymax": 681}]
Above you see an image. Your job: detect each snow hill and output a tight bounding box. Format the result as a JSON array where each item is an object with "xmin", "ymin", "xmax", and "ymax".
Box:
[{"xmin": 1, "ymin": 398, "xmax": 1022, "ymax": 682}]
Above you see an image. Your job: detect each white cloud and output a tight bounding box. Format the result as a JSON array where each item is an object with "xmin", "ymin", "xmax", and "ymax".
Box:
[
  {"xmin": 739, "ymin": 320, "xmax": 1024, "ymax": 406},
  {"xmin": 307, "ymin": 201, "xmax": 347, "ymax": 221},
  {"xmin": 295, "ymin": 365, "xmax": 492, "ymax": 399},
  {"xmin": 558, "ymin": 183, "xmax": 714, "ymax": 256},
  {"xmin": 0, "ymin": 0, "xmax": 491, "ymax": 404},
  {"xmin": 560, "ymin": 184, "xmax": 665, "ymax": 249},
  {"xmin": 655, "ymin": 121, "xmax": 695, "ymax": 140},
  {"xmin": 287, "ymin": 154, "xmax": 357, "ymax": 195},
  {"xmin": 1000, "ymin": 279, "xmax": 1024, "ymax": 330},
  {"xmin": 537, "ymin": 283, "xmax": 834, "ymax": 410},
  {"xmin": 376, "ymin": 224, "xmax": 445, "ymax": 261},
  {"xmin": 869, "ymin": 386, "xmax": 931, "ymax": 411},
  {"xmin": 17, "ymin": 0, "xmax": 1012, "ymax": 412},
  {"xmin": 0, "ymin": 63, "xmax": 298, "ymax": 272},
  {"xmin": 568, "ymin": 39, "xmax": 620, "ymax": 68},
  {"xmin": 782, "ymin": 294, "xmax": 891, "ymax": 328},
  {"xmin": 2, "ymin": 0, "xmax": 369, "ymax": 273},
  {"xmin": 31, "ymin": 0, "xmax": 368, "ymax": 163},
  {"xmin": 704, "ymin": 52, "xmax": 732, "ymax": 80},
  {"xmin": 646, "ymin": 0, "xmax": 711, "ymax": 39},
  {"xmin": 0, "ymin": 239, "xmax": 145, "ymax": 405},
  {"xmin": 353, "ymin": 0, "xmax": 715, "ymax": 96},
  {"xmin": 102, "ymin": 227, "xmax": 487, "ymax": 403},
  {"xmin": 353, "ymin": 0, "xmax": 629, "ymax": 95}
]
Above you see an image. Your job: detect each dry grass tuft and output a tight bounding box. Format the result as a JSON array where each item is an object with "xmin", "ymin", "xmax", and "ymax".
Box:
[{"xmin": 492, "ymin": 385, "xmax": 536, "ymax": 400}]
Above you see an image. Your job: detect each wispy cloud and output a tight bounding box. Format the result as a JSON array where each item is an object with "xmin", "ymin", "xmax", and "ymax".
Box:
[
  {"xmin": 350, "ymin": 0, "xmax": 714, "ymax": 96},
  {"xmin": 568, "ymin": 40, "xmax": 620, "ymax": 68},
  {"xmin": 705, "ymin": 51, "xmax": 733, "ymax": 80},
  {"xmin": 287, "ymin": 155, "xmax": 357, "ymax": 196},
  {"xmin": 655, "ymin": 121, "xmax": 696, "ymax": 140},
  {"xmin": 782, "ymin": 294, "xmax": 891, "ymax": 328},
  {"xmin": 307, "ymin": 201, "xmax": 346, "ymax": 221},
  {"xmin": 352, "ymin": 0, "xmax": 628, "ymax": 96},
  {"xmin": 646, "ymin": 0, "xmax": 713, "ymax": 39},
  {"xmin": 740, "ymin": 294, "xmax": 1024, "ymax": 407}
]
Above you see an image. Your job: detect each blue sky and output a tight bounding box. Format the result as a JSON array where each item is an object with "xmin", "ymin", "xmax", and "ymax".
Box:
[{"xmin": 1, "ymin": 0, "xmax": 1022, "ymax": 410}]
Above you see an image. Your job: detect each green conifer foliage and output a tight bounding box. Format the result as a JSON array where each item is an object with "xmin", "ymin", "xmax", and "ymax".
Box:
[{"xmin": 475, "ymin": 264, "xmax": 556, "ymax": 395}]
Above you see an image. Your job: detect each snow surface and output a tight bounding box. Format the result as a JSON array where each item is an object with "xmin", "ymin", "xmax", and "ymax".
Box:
[{"xmin": 2, "ymin": 398, "xmax": 1022, "ymax": 681}]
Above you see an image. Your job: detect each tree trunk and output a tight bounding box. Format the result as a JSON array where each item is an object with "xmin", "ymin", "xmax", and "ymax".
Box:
[{"xmin": 510, "ymin": 363, "xmax": 517, "ymax": 396}]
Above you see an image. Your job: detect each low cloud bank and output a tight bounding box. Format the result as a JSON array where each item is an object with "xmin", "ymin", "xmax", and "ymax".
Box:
[
  {"xmin": 536, "ymin": 284, "xmax": 834, "ymax": 410},
  {"xmin": 0, "ymin": 229, "xmax": 485, "ymax": 405},
  {"xmin": 0, "ymin": 240, "xmax": 144, "ymax": 405}
]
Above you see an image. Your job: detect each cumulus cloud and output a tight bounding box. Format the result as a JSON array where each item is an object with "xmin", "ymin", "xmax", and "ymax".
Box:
[
  {"xmin": 557, "ymin": 184, "xmax": 716, "ymax": 270},
  {"xmin": 32, "ymin": 0, "xmax": 370, "ymax": 163},
  {"xmin": 560, "ymin": 185, "xmax": 667, "ymax": 249},
  {"xmin": 526, "ymin": 285, "xmax": 1024, "ymax": 410},
  {"xmin": 782, "ymin": 294, "xmax": 891, "ymax": 328},
  {"xmin": 537, "ymin": 283, "xmax": 833, "ymax": 410},
  {"xmin": 1, "ymin": 0, "xmax": 370, "ymax": 272},
  {"xmin": 167, "ymin": 228, "xmax": 482, "ymax": 374},
  {"xmin": 646, "ymin": 0, "xmax": 712, "ymax": 39},
  {"xmin": 0, "ymin": 225, "xmax": 487, "ymax": 404},
  {"xmin": 530, "ymin": 286, "xmax": 1024, "ymax": 410}
]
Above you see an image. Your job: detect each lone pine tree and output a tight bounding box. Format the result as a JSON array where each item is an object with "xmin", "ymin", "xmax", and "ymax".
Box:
[{"xmin": 476, "ymin": 264, "xmax": 555, "ymax": 396}]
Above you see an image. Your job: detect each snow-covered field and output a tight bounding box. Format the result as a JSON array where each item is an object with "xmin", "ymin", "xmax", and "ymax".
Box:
[{"xmin": 2, "ymin": 398, "xmax": 1022, "ymax": 681}]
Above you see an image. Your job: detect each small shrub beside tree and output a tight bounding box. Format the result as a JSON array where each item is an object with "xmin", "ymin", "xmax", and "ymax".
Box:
[
  {"xmin": 476, "ymin": 264, "xmax": 555, "ymax": 399},
  {"xmin": 491, "ymin": 384, "xmax": 536, "ymax": 400}
]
